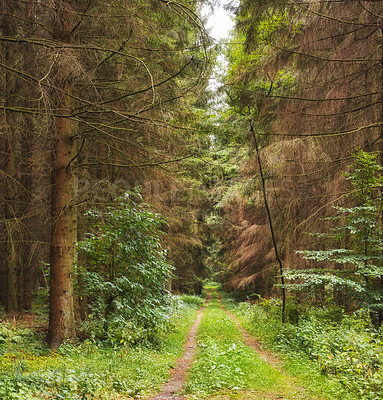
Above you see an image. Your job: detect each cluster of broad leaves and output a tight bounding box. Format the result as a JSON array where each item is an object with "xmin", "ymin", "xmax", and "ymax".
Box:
[{"xmin": 77, "ymin": 190, "xmax": 174, "ymax": 344}]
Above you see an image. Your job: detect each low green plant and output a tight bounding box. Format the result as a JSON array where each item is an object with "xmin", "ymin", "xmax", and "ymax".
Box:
[
  {"xmin": 0, "ymin": 301, "xmax": 199, "ymax": 399},
  {"xmin": 203, "ymin": 281, "xmax": 222, "ymax": 289},
  {"xmin": 180, "ymin": 295, "xmax": 205, "ymax": 309}
]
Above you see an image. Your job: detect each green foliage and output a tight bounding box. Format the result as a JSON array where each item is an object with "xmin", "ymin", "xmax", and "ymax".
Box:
[
  {"xmin": 224, "ymin": 5, "xmax": 299, "ymax": 122},
  {"xmin": 203, "ymin": 281, "xmax": 222, "ymax": 292},
  {"xmin": 0, "ymin": 300, "xmax": 198, "ymax": 399},
  {"xmin": 256, "ymin": 12, "xmax": 290, "ymax": 43},
  {"xmin": 0, "ymin": 325, "xmax": 47, "ymax": 360},
  {"xmin": 77, "ymin": 190, "xmax": 174, "ymax": 344},
  {"xmin": 234, "ymin": 298, "xmax": 383, "ymax": 400},
  {"xmin": 180, "ymin": 295, "xmax": 205, "ymax": 309},
  {"xmin": 289, "ymin": 151, "xmax": 383, "ymax": 319}
]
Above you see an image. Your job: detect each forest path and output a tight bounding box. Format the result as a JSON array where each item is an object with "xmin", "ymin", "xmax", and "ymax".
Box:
[
  {"xmin": 213, "ymin": 292, "xmax": 319, "ymax": 400},
  {"xmin": 146, "ymin": 292, "xmax": 212, "ymax": 400},
  {"xmin": 147, "ymin": 290, "xmax": 320, "ymax": 400},
  {"xmin": 217, "ymin": 292, "xmax": 281, "ymax": 369}
]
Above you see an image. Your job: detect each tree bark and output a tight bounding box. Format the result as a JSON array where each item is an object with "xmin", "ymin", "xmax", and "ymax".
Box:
[
  {"xmin": 47, "ymin": 0, "xmax": 78, "ymax": 349},
  {"xmin": 47, "ymin": 108, "xmax": 78, "ymax": 348}
]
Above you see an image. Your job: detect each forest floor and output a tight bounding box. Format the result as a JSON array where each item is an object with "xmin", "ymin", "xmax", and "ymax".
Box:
[
  {"xmin": 3, "ymin": 289, "xmax": 350, "ymax": 400},
  {"xmin": 146, "ymin": 289, "xmax": 321, "ymax": 400}
]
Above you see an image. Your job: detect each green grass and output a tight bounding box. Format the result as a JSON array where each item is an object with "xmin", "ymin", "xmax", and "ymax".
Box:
[
  {"xmin": 184, "ymin": 296, "xmax": 293, "ymax": 398},
  {"xmin": 180, "ymin": 294, "xmax": 206, "ymax": 308},
  {"xmin": 0, "ymin": 296, "xmax": 200, "ymax": 400},
  {"xmin": 203, "ymin": 283, "xmax": 221, "ymax": 297},
  {"xmin": 229, "ymin": 300, "xmax": 370, "ymax": 400}
]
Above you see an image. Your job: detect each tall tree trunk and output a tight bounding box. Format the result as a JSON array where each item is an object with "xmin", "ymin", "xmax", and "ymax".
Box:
[
  {"xmin": 47, "ymin": 106, "xmax": 78, "ymax": 348},
  {"xmin": 5, "ymin": 127, "xmax": 22, "ymax": 313},
  {"xmin": 47, "ymin": 0, "xmax": 78, "ymax": 349}
]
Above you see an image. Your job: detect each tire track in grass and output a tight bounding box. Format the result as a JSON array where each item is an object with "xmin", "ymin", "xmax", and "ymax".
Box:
[
  {"xmin": 216, "ymin": 291, "xmax": 321, "ymax": 400},
  {"xmin": 184, "ymin": 290, "xmax": 320, "ymax": 400},
  {"xmin": 217, "ymin": 291, "xmax": 281, "ymax": 369},
  {"xmin": 146, "ymin": 293, "xmax": 211, "ymax": 400},
  {"xmin": 184, "ymin": 291, "xmax": 284, "ymax": 398}
]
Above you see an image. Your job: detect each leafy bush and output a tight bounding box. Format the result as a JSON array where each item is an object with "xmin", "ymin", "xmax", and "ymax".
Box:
[{"xmin": 77, "ymin": 190, "xmax": 174, "ymax": 344}]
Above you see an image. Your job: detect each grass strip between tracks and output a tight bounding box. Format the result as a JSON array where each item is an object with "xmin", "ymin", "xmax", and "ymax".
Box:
[{"xmin": 184, "ymin": 291, "xmax": 288, "ymax": 398}]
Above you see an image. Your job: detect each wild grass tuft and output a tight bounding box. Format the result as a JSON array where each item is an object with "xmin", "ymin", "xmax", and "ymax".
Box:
[{"xmin": 180, "ymin": 294, "xmax": 206, "ymax": 309}]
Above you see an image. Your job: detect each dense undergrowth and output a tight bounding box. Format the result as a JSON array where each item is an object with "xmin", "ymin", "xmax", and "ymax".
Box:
[
  {"xmin": 227, "ymin": 296, "xmax": 383, "ymax": 400},
  {"xmin": 0, "ymin": 295, "xmax": 204, "ymax": 400}
]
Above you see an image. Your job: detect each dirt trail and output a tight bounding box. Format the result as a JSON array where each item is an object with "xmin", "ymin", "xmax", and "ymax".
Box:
[
  {"xmin": 147, "ymin": 290, "xmax": 317, "ymax": 400},
  {"xmin": 216, "ymin": 291, "xmax": 281, "ymax": 368},
  {"xmin": 146, "ymin": 293, "xmax": 211, "ymax": 400},
  {"xmin": 216, "ymin": 291, "xmax": 317, "ymax": 400}
]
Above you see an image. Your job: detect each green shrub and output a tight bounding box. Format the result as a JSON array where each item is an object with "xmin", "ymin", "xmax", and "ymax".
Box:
[
  {"xmin": 77, "ymin": 190, "xmax": 174, "ymax": 344},
  {"xmin": 236, "ymin": 299, "xmax": 383, "ymax": 399}
]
